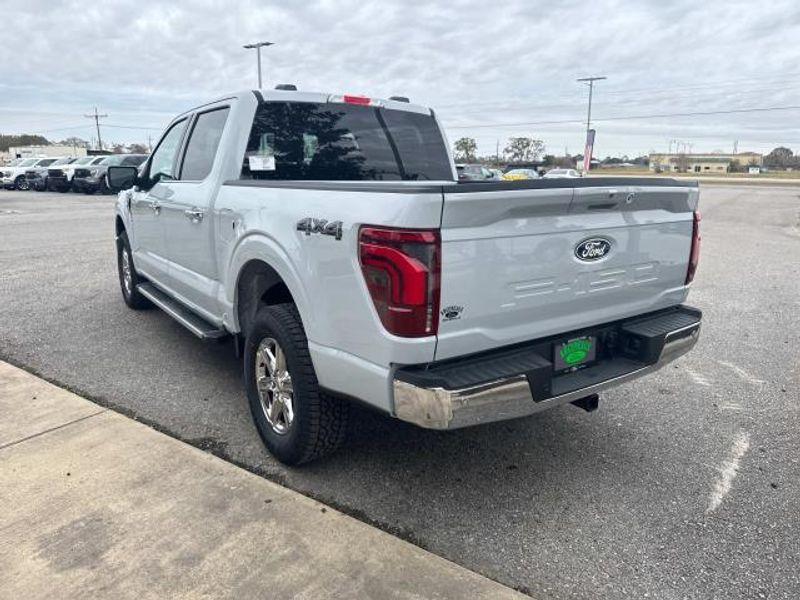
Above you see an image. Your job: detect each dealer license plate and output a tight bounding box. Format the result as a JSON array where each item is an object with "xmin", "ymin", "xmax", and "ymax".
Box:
[{"xmin": 554, "ymin": 336, "xmax": 597, "ymax": 371}]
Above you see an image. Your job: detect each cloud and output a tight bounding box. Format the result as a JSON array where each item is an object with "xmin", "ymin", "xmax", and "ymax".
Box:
[{"xmin": 2, "ymin": 0, "xmax": 800, "ymax": 155}]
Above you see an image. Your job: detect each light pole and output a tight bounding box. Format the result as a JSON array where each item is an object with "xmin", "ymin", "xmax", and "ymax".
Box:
[{"xmin": 243, "ymin": 41, "xmax": 274, "ymax": 89}]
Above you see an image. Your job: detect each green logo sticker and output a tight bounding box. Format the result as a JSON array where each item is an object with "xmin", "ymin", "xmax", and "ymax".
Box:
[{"xmin": 560, "ymin": 339, "xmax": 593, "ymax": 365}]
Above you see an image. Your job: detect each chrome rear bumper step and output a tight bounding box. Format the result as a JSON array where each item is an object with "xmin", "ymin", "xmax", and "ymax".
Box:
[
  {"xmin": 393, "ymin": 305, "xmax": 702, "ymax": 430},
  {"xmin": 137, "ymin": 282, "xmax": 227, "ymax": 340}
]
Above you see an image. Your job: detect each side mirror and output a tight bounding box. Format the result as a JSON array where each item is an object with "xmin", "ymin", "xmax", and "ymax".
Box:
[{"xmin": 107, "ymin": 166, "xmax": 139, "ymax": 192}]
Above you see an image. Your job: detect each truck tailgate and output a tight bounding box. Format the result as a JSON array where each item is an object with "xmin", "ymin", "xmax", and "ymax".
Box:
[{"xmin": 434, "ymin": 180, "xmax": 699, "ymax": 361}]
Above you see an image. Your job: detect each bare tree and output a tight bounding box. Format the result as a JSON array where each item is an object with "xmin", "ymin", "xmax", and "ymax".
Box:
[
  {"xmin": 58, "ymin": 137, "xmax": 90, "ymax": 149},
  {"xmin": 127, "ymin": 143, "xmax": 149, "ymax": 154},
  {"xmin": 453, "ymin": 137, "xmax": 477, "ymax": 162},
  {"xmin": 764, "ymin": 147, "xmax": 795, "ymax": 169},
  {"xmin": 504, "ymin": 137, "xmax": 545, "ymax": 162}
]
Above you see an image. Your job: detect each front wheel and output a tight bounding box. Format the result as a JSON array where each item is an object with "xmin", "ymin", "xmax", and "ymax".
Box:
[
  {"xmin": 14, "ymin": 176, "xmax": 28, "ymax": 191},
  {"xmin": 116, "ymin": 231, "xmax": 151, "ymax": 309},
  {"xmin": 244, "ymin": 304, "xmax": 348, "ymax": 465}
]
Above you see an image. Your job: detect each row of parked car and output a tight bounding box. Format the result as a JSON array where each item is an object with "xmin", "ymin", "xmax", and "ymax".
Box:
[
  {"xmin": 0, "ymin": 154, "xmax": 148, "ymax": 194},
  {"xmin": 456, "ymin": 163, "xmax": 581, "ymax": 181},
  {"xmin": 2, "ymin": 155, "xmax": 577, "ymax": 192}
]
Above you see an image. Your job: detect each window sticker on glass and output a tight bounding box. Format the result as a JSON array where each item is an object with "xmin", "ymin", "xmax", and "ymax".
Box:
[
  {"xmin": 248, "ymin": 133, "xmax": 276, "ymax": 171},
  {"xmin": 248, "ymin": 155, "xmax": 276, "ymax": 171}
]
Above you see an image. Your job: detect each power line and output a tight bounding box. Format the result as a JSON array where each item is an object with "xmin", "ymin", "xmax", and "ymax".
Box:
[
  {"xmin": 445, "ymin": 104, "xmax": 800, "ymax": 130},
  {"xmin": 23, "ymin": 122, "xmax": 163, "ymax": 135},
  {"xmin": 104, "ymin": 123, "xmax": 163, "ymax": 130},
  {"xmin": 438, "ymin": 82, "xmax": 800, "ymax": 119}
]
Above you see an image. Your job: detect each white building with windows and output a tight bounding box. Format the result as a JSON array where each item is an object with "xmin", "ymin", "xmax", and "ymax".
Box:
[
  {"xmin": 7, "ymin": 145, "xmax": 87, "ymax": 159},
  {"xmin": 649, "ymin": 152, "xmax": 763, "ymax": 174}
]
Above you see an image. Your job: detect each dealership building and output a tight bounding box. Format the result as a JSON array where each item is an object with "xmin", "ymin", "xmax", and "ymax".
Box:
[
  {"xmin": 6, "ymin": 145, "xmax": 88, "ymax": 160},
  {"xmin": 649, "ymin": 152, "xmax": 763, "ymax": 173}
]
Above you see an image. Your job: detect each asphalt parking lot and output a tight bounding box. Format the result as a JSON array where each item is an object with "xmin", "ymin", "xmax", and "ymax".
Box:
[{"xmin": 1, "ymin": 185, "xmax": 798, "ymax": 599}]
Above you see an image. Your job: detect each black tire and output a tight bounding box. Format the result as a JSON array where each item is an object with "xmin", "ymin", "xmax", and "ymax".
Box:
[
  {"xmin": 116, "ymin": 231, "xmax": 151, "ymax": 309},
  {"xmin": 99, "ymin": 176, "xmax": 111, "ymax": 195},
  {"xmin": 14, "ymin": 176, "xmax": 28, "ymax": 191},
  {"xmin": 244, "ymin": 303, "xmax": 348, "ymax": 465}
]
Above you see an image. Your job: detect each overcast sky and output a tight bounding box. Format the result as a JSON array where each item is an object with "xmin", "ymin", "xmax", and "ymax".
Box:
[{"xmin": 3, "ymin": 0, "xmax": 800, "ymax": 158}]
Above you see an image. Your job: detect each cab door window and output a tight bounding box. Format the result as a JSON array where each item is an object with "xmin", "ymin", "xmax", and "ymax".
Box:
[{"xmin": 148, "ymin": 119, "xmax": 188, "ymax": 184}]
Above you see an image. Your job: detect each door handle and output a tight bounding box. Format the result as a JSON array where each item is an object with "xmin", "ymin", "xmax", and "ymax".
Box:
[
  {"xmin": 184, "ymin": 208, "xmax": 204, "ymax": 223},
  {"xmin": 150, "ymin": 200, "xmax": 161, "ymax": 215}
]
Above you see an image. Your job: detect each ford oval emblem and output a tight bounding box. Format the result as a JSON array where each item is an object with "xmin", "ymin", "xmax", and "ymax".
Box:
[{"xmin": 575, "ymin": 238, "xmax": 612, "ymax": 261}]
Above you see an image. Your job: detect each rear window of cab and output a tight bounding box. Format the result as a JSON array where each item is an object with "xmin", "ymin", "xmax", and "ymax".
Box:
[{"xmin": 240, "ymin": 101, "xmax": 452, "ymax": 181}]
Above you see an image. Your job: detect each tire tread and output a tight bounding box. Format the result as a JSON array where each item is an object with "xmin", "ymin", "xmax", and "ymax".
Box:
[{"xmin": 248, "ymin": 303, "xmax": 348, "ymax": 464}]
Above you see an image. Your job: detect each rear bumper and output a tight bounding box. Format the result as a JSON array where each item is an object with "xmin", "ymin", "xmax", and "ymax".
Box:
[{"xmin": 393, "ymin": 305, "xmax": 701, "ymax": 429}]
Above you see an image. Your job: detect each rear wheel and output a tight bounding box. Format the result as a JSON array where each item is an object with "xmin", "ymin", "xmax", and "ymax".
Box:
[
  {"xmin": 244, "ymin": 303, "xmax": 348, "ymax": 465},
  {"xmin": 116, "ymin": 231, "xmax": 151, "ymax": 309}
]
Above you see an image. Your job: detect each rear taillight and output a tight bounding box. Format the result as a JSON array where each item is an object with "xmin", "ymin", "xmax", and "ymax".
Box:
[
  {"xmin": 686, "ymin": 210, "xmax": 701, "ymax": 284},
  {"xmin": 359, "ymin": 226, "xmax": 441, "ymax": 337}
]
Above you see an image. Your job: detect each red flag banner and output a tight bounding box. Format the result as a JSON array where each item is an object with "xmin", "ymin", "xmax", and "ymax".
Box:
[{"xmin": 583, "ymin": 129, "xmax": 596, "ymax": 173}]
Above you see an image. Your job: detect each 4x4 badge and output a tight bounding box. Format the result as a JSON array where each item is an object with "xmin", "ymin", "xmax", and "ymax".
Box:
[{"xmin": 296, "ymin": 218, "xmax": 343, "ymax": 240}]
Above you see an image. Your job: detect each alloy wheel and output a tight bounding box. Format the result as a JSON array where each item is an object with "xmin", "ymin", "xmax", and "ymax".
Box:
[
  {"xmin": 255, "ymin": 337, "xmax": 295, "ymax": 435},
  {"xmin": 120, "ymin": 248, "xmax": 133, "ymax": 296}
]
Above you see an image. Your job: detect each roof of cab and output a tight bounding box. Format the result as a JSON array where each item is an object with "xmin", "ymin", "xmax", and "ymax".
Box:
[{"xmin": 179, "ymin": 89, "xmax": 433, "ymax": 118}]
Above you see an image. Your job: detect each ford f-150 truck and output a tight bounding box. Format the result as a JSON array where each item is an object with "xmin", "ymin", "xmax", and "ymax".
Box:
[{"xmin": 108, "ymin": 88, "xmax": 702, "ymax": 465}]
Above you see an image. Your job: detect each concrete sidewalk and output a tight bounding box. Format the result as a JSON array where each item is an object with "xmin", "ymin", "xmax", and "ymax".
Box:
[{"xmin": 0, "ymin": 361, "xmax": 523, "ymax": 599}]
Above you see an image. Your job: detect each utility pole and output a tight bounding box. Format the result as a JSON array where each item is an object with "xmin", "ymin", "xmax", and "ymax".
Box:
[
  {"xmin": 576, "ymin": 76, "xmax": 606, "ymax": 137},
  {"xmin": 243, "ymin": 41, "xmax": 274, "ymax": 88},
  {"xmin": 576, "ymin": 76, "xmax": 605, "ymax": 173},
  {"xmin": 147, "ymin": 135, "xmax": 153, "ymax": 153},
  {"xmin": 84, "ymin": 107, "xmax": 108, "ymax": 151}
]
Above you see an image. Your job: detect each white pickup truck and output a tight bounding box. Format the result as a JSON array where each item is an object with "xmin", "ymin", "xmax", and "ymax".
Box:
[{"xmin": 109, "ymin": 88, "xmax": 702, "ymax": 465}]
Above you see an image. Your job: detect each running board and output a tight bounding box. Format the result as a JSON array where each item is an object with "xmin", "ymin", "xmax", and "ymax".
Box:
[{"xmin": 137, "ymin": 282, "xmax": 227, "ymax": 340}]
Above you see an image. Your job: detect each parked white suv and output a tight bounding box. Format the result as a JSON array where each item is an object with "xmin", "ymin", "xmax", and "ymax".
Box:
[
  {"xmin": 2, "ymin": 157, "xmax": 55, "ymax": 190},
  {"xmin": 110, "ymin": 89, "xmax": 702, "ymax": 464}
]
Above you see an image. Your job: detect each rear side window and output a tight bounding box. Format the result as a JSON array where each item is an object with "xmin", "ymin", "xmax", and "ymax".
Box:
[
  {"xmin": 181, "ymin": 108, "xmax": 230, "ymax": 181},
  {"xmin": 240, "ymin": 101, "xmax": 452, "ymax": 181}
]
